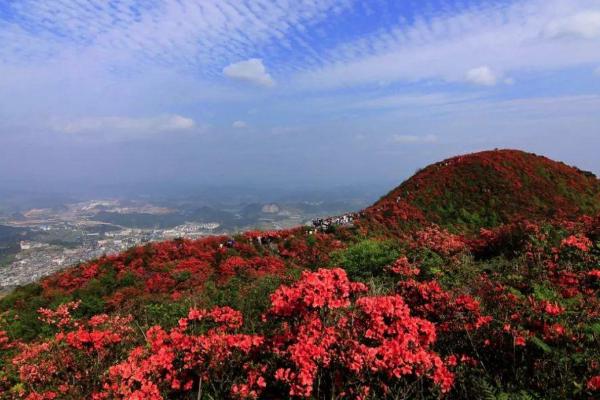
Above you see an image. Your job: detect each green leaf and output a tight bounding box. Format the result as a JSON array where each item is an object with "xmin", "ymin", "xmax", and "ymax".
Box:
[
  {"xmin": 532, "ymin": 283, "xmax": 558, "ymax": 302},
  {"xmin": 585, "ymin": 322, "xmax": 600, "ymax": 335},
  {"xmin": 530, "ymin": 336, "xmax": 551, "ymax": 353}
]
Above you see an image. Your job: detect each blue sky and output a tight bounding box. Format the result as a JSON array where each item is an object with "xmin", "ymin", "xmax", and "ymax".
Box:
[{"xmin": 1, "ymin": 0, "xmax": 599, "ymax": 191}]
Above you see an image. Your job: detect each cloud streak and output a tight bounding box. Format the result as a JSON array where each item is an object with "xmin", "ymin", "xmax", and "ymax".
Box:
[
  {"xmin": 53, "ymin": 114, "xmax": 197, "ymax": 139},
  {"xmin": 293, "ymin": 0, "xmax": 600, "ymax": 89},
  {"xmin": 1, "ymin": 0, "xmax": 352, "ymax": 72},
  {"xmin": 544, "ymin": 11, "xmax": 600, "ymax": 39}
]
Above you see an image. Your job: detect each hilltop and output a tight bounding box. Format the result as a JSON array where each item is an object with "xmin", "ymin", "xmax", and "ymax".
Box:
[
  {"xmin": 1, "ymin": 150, "xmax": 599, "ymax": 400},
  {"xmin": 362, "ymin": 149, "xmax": 600, "ymax": 233}
]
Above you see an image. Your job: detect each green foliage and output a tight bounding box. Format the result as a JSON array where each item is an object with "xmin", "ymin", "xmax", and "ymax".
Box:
[
  {"xmin": 530, "ymin": 336, "xmax": 552, "ymax": 354},
  {"xmin": 118, "ymin": 271, "xmax": 138, "ymax": 287},
  {"xmin": 458, "ymin": 374, "xmax": 541, "ymax": 400},
  {"xmin": 0, "ymin": 283, "xmax": 53, "ymax": 340},
  {"xmin": 76, "ymin": 294, "xmax": 106, "ymax": 318},
  {"xmin": 305, "ymin": 233, "xmax": 317, "ymax": 247},
  {"xmin": 200, "ymin": 274, "xmax": 286, "ymax": 332},
  {"xmin": 435, "ymin": 254, "xmax": 481, "ymax": 289},
  {"xmin": 417, "ymin": 248, "xmax": 445, "ymax": 278},
  {"xmin": 0, "ymin": 282, "xmax": 42, "ymax": 309},
  {"xmin": 142, "ymin": 301, "xmax": 190, "ymax": 329},
  {"xmin": 532, "ymin": 283, "xmax": 559, "ymax": 302},
  {"xmin": 585, "ymin": 322, "xmax": 600, "ymax": 335},
  {"xmin": 173, "ymin": 270, "xmax": 192, "ymax": 283},
  {"xmin": 331, "ymin": 239, "xmax": 400, "ymax": 280}
]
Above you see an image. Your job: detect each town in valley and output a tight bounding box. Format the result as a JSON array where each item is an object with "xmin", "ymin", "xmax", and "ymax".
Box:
[{"xmin": 0, "ymin": 191, "xmax": 374, "ymax": 293}]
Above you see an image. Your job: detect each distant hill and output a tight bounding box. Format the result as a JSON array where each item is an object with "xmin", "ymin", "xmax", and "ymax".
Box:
[
  {"xmin": 0, "ymin": 225, "xmax": 28, "ymax": 262},
  {"xmin": 362, "ymin": 149, "xmax": 600, "ymax": 233},
  {"xmin": 0, "ymin": 225, "xmax": 26, "ymax": 242},
  {"xmin": 94, "ymin": 211, "xmax": 187, "ymax": 229}
]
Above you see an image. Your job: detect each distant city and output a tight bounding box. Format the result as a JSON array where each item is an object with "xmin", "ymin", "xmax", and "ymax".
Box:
[{"xmin": 0, "ymin": 186, "xmax": 381, "ymax": 293}]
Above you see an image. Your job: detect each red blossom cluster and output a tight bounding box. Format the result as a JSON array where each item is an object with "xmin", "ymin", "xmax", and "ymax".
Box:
[
  {"xmin": 269, "ymin": 268, "xmax": 368, "ymax": 316},
  {"xmin": 467, "ymin": 220, "xmax": 541, "ymax": 258},
  {"xmin": 63, "ymin": 314, "xmax": 133, "ymax": 356},
  {"xmin": 268, "ymin": 268, "xmax": 454, "ymax": 398},
  {"xmin": 588, "ymin": 375, "xmax": 600, "ymax": 391},
  {"xmin": 9, "ymin": 303, "xmax": 134, "ymax": 399},
  {"xmin": 386, "ymin": 256, "xmax": 420, "ymax": 276},
  {"xmin": 561, "ymin": 234, "xmax": 593, "ymax": 252},
  {"xmin": 0, "ymin": 329, "xmax": 11, "ymax": 350},
  {"xmin": 361, "ymin": 199, "xmax": 426, "ymax": 233},
  {"xmin": 413, "ymin": 225, "xmax": 467, "ymax": 257},
  {"xmin": 397, "ymin": 279, "xmax": 492, "ymax": 333},
  {"xmin": 100, "ymin": 306, "xmax": 263, "ymax": 399},
  {"xmin": 17, "ymin": 268, "xmax": 460, "ymax": 399},
  {"xmin": 219, "ymin": 255, "xmax": 286, "ymax": 282},
  {"xmin": 37, "ymin": 300, "xmax": 81, "ymax": 329},
  {"xmin": 35, "ymin": 226, "xmax": 345, "ymax": 308}
]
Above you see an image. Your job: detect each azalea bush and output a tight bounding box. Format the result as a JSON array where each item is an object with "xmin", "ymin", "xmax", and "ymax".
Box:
[
  {"xmin": 265, "ymin": 268, "xmax": 454, "ymax": 399},
  {"xmin": 2, "ymin": 151, "xmax": 600, "ymax": 399}
]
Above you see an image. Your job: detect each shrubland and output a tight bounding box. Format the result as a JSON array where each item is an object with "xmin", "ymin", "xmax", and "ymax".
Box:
[{"xmin": 1, "ymin": 149, "xmax": 599, "ymax": 399}]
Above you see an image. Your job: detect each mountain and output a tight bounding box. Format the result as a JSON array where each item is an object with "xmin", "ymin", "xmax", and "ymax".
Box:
[
  {"xmin": 1, "ymin": 149, "xmax": 599, "ymax": 400},
  {"xmin": 362, "ymin": 149, "xmax": 600, "ymax": 233}
]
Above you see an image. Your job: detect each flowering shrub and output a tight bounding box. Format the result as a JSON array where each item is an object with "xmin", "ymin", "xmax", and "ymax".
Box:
[
  {"xmin": 386, "ymin": 256, "xmax": 420, "ymax": 276},
  {"xmin": 101, "ymin": 306, "xmax": 264, "ymax": 399},
  {"xmin": 561, "ymin": 234, "xmax": 593, "ymax": 252},
  {"xmin": 7, "ymin": 302, "xmax": 134, "ymax": 399},
  {"xmin": 413, "ymin": 225, "xmax": 467, "ymax": 257},
  {"xmin": 219, "ymin": 255, "xmax": 286, "ymax": 283},
  {"xmin": 0, "ymin": 329, "xmax": 11, "ymax": 350},
  {"xmin": 2, "ymin": 150, "xmax": 600, "ymax": 399},
  {"xmin": 267, "ymin": 268, "xmax": 454, "ymax": 398}
]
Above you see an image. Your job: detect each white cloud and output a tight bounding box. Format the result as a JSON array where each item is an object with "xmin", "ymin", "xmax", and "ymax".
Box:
[
  {"xmin": 1, "ymin": 0, "xmax": 351, "ymax": 70},
  {"xmin": 466, "ymin": 66, "xmax": 498, "ymax": 86},
  {"xmin": 544, "ymin": 11, "xmax": 600, "ymax": 39},
  {"xmin": 392, "ymin": 134, "xmax": 438, "ymax": 144},
  {"xmin": 232, "ymin": 120, "xmax": 247, "ymax": 129},
  {"xmin": 293, "ymin": 0, "xmax": 600, "ymax": 90},
  {"xmin": 223, "ymin": 59, "xmax": 275, "ymax": 87},
  {"xmin": 55, "ymin": 114, "xmax": 196, "ymax": 137},
  {"xmin": 352, "ymin": 93, "xmax": 480, "ymax": 109}
]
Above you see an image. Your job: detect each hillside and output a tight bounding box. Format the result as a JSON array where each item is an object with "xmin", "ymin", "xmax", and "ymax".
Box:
[
  {"xmin": 1, "ymin": 150, "xmax": 599, "ymax": 400},
  {"xmin": 362, "ymin": 149, "xmax": 600, "ymax": 233}
]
